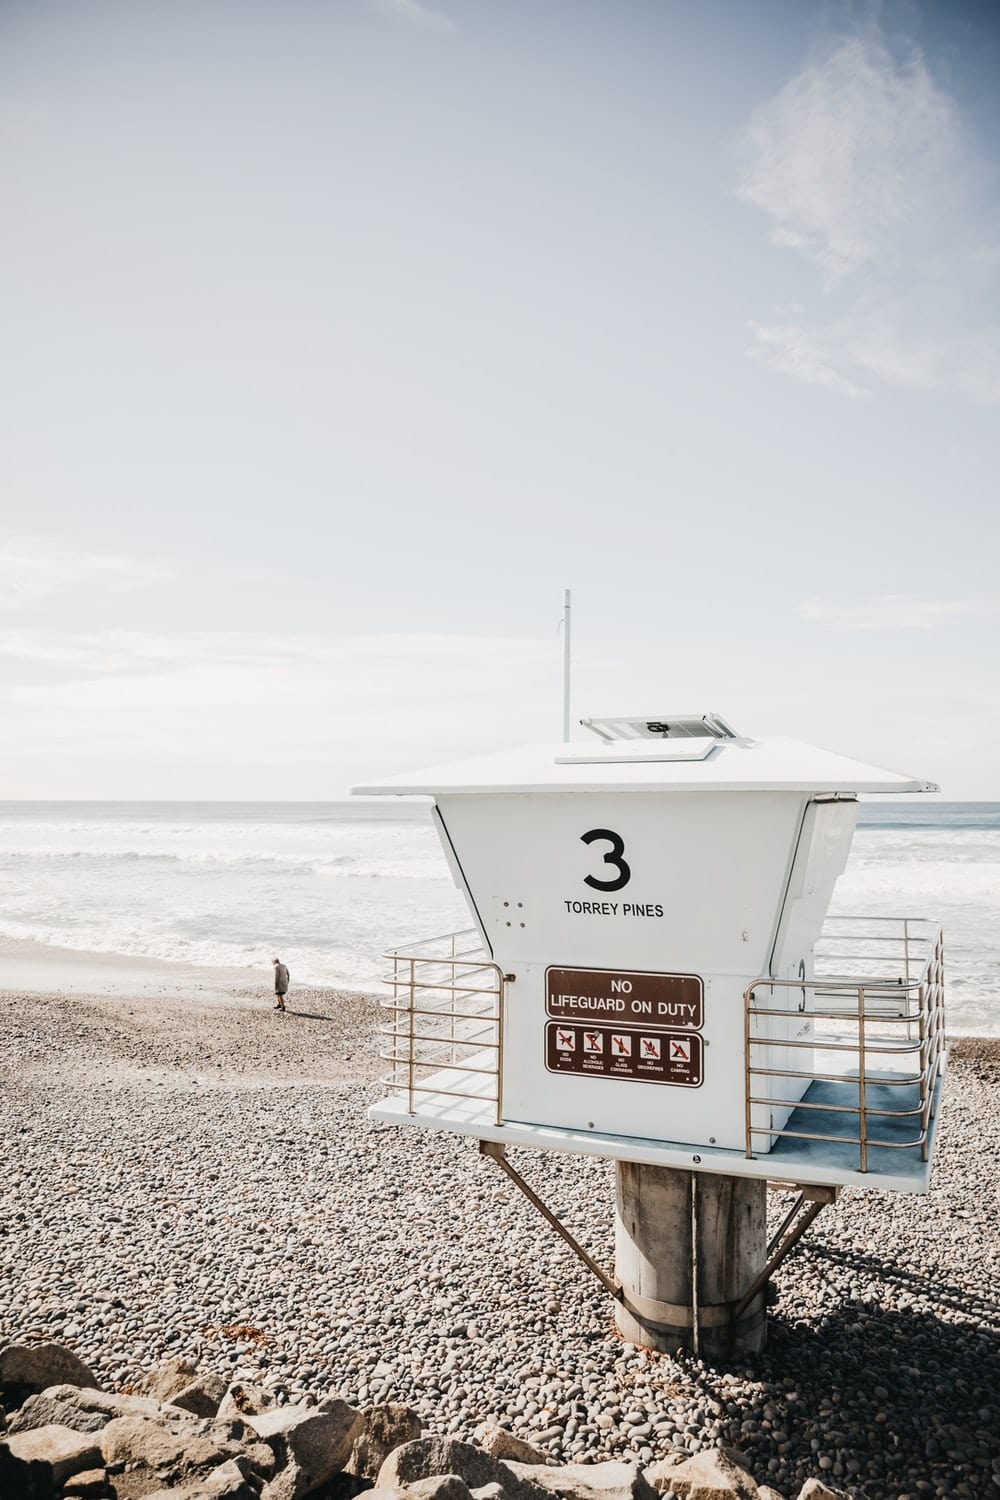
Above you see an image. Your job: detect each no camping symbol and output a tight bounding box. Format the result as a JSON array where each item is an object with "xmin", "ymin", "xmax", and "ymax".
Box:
[{"xmin": 670, "ymin": 1038, "xmax": 691, "ymax": 1063}]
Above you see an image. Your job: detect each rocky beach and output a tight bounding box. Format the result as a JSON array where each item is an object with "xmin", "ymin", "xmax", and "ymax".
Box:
[{"xmin": 1, "ymin": 978, "xmax": 998, "ymax": 1500}]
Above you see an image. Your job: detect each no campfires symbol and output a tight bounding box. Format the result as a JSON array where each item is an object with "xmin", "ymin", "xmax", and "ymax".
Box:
[
  {"xmin": 557, "ymin": 1029, "xmax": 575, "ymax": 1050},
  {"xmin": 640, "ymin": 1036, "xmax": 661, "ymax": 1060},
  {"xmin": 671, "ymin": 1038, "xmax": 691, "ymax": 1062},
  {"xmin": 583, "ymin": 1031, "xmax": 604, "ymax": 1053}
]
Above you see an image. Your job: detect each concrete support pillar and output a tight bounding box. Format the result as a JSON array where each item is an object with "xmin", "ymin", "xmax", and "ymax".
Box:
[{"xmin": 614, "ymin": 1163, "xmax": 767, "ymax": 1358}]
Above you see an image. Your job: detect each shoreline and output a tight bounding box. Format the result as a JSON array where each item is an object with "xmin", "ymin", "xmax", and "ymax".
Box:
[
  {"xmin": 1, "ymin": 979, "xmax": 998, "ymax": 1498},
  {"xmin": 0, "ymin": 935, "xmax": 380, "ymax": 1001}
]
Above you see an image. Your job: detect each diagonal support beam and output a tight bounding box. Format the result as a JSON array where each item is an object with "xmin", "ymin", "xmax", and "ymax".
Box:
[
  {"xmin": 731, "ymin": 1196, "xmax": 828, "ymax": 1323},
  {"xmin": 479, "ymin": 1140, "xmax": 622, "ymax": 1301}
]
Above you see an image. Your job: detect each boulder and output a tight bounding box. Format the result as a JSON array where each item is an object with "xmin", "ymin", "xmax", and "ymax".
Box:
[
  {"xmin": 377, "ymin": 1479, "xmax": 475, "ymax": 1500},
  {"xmin": 0, "ymin": 1343, "xmax": 99, "ymax": 1401},
  {"xmin": 218, "ymin": 1381, "xmax": 278, "ymax": 1420},
  {"xmin": 349, "ymin": 1403, "xmax": 423, "ymax": 1479},
  {"xmin": 377, "ymin": 1438, "xmax": 549, "ymax": 1500},
  {"xmin": 99, "ymin": 1414, "xmax": 234, "ymax": 1479},
  {"xmin": 6, "ymin": 1394, "xmax": 107, "ymax": 1437},
  {"xmin": 248, "ymin": 1397, "xmax": 363, "ymax": 1499},
  {"xmin": 797, "ymin": 1483, "xmax": 849, "ymax": 1500},
  {"xmin": 470, "ymin": 1486, "xmax": 508, "ymax": 1500},
  {"xmin": 644, "ymin": 1449, "xmax": 761, "ymax": 1499},
  {"xmin": 135, "ymin": 1355, "xmax": 201, "ymax": 1402},
  {"xmin": 146, "ymin": 1457, "xmax": 259, "ymax": 1498},
  {"xmin": 474, "ymin": 1422, "xmax": 556, "ymax": 1466},
  {"xmin": 506, "ymin": 1460, "xmax": 660, "ymax": 1500},
  {"xmin": 169, "ymin": 1374, "xmax": 229, "ymax": 1419},
  {"xmin": 757, "ymin": 1490, "xmax": 785, "ymax": 1500},
  {"xmin": 62, "ymin": 1471, "xmax": 112, "ymax": 1498},
  {"xmin": 3, "ymin": 1424, "xmax": 103, "ymax": 1486},
  {"xmin": 40, "ymin": 1385, "xmax": 179, "ymax": 1423}
]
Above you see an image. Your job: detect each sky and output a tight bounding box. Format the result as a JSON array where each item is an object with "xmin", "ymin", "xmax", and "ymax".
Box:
[{"xmin": 2, "ymin": 0, "xmax": 999, "ymax": 799}]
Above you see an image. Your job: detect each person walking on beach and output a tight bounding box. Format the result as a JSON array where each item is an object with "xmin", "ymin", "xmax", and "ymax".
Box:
[{"xmin": 272, "ymin": 957, "xmax": 290, "ymax": 1011}]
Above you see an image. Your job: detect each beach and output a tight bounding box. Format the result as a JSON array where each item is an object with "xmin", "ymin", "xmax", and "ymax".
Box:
[{"xmin": 2, "ymin": 967, "xmax": 998, "ymax": 1500}]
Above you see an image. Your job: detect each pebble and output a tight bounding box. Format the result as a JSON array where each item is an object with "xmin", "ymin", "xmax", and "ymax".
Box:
[{"xmin": 1, "ymin": 988, "xmax": 999, "ymax": 1500}]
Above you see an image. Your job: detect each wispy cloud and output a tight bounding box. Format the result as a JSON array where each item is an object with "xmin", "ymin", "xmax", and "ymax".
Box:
[
  {"xmin": 746, "ymin": 317, "xmax": 872, "ymax": 399},
  {"xmin": 748, "ymin": 307, "xmax": 1000, "ymax": 405},
  {"xmin": 801, "ymin": 596, "xmax": 1000, "ymax": 632},
  {"xmin": 0, "ymin": 533, "xmax": 170, "ymax": 608},
  {"xmin": 739, "ymin": 34, "xmax": 961, "ymax": 287},
  {"xmin": 737, "ymin": 26, "xmax": 1000, "ymax": 406},
  {"xmin": 366, "ymin": 0, "xmax": 456, "ymax": 36}
]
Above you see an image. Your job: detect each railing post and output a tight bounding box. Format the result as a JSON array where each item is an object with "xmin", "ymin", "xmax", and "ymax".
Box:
[
  {"xmin": 857, "ymin": 985, "xmax": 867, "ymax": 1172},
  {"xmin": 495, "ymin": 968, "xmax": 504, "ymax": 1126},
  {"xmin": 918, "ymin": 978, "xmax": 930, "ymax": 1158},
  {"xmin": 744, "ymin": 983, "xmax": 754, "ymax": 1158},
  {"xmin": 408, "ymin": 957, "xmax": 416, "ymax": 1115}
]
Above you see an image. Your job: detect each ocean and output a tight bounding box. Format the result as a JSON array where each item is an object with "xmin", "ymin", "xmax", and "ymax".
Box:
[{"xmin": 0, "ymin": 801, "xmax": 996, "ymax": 1034}]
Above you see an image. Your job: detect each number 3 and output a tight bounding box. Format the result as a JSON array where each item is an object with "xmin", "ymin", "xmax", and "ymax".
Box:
[{"xmin": 581, "ymin": 828, "xmax": 631, "ymax": 892}]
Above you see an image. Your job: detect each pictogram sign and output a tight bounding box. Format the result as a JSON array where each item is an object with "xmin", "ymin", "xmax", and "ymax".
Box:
[{"xmin": 545, "ymin": 1022, "xmax": 702, "ymax": 1087}]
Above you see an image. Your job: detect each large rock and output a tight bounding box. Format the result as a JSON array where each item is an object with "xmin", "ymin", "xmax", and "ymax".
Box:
[
  {"xmin": 135, "ymin": 1355, "xmax": 201, "ymax": 1402},
  {"xmin": 797, "ymin": 1483, "xmax": 850, "ymax": 1500},
  {"xmin": 377, "ymin": 1438, "xmax": 550, "ymax": 1500},
  {"xmin": 63, "ymin": 1473, "xmax": 112, "ymax": 1499},
  {"xmin": 99, "ymin": 1414, "xmax": 235, "ymax": 1479},
  {"xmin": 349, "ymin": 1403, "xmax": 423, "ymax": 1479},
  {"xmin": 644, "ymin": 1449, "xmax": 761, "ymax": 1499},
  {"xmin": 473, "ymin": 1421, "xmax": 556, "ymax": 1466},
  {"xmin": 169, "ymin": 1374, "xmax": 229, "ymax": 1419},
  {"xmin": 41, "ymin": 1385, "xmax": 178, "ymax": 1423},
  {"xmin": 378, "ymin": 1479, "xmax": 474, "ymax": 1500},
  {"xmin": 7, "ymin": 1394, "xmax": 107, "ymax": 1437},
  {"xmin": 3, "ymin": 1424, "xmax": 103, "ymax": 1486},
  {"xmin": 147, "ymin": 1458, "xmax": 259, "ymax": 1498},
  {"xmin": 0, "ymin": 1343, "xmax": 99, "ymax": 1400},
  {"xmin": 248, "ymin": 1397, "xmax": 364, "ymax": 1500},
  {"xmin": 506, "ymin": 1459, "xmax": 661, "ymax": 1500}
]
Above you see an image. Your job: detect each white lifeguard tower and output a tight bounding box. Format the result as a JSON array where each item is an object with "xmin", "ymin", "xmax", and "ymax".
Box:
[{"xmin": 354, "ymin": 714, "xmax": 946, "ymax": 1355}]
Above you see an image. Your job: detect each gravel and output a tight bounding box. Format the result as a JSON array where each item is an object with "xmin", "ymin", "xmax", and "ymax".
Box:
[{"xmin": 1, "ymin": 982, "xmax": 998, "ymax": 1500}]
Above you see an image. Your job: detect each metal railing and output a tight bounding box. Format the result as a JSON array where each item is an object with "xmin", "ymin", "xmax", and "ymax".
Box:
[
  {"xmin": 745, "ymin": 917, "xmax": 945, "ymax": 1172},
  {"xmin": 378, "ymin": 930, "xmax": 504, "ymax": 1125}
]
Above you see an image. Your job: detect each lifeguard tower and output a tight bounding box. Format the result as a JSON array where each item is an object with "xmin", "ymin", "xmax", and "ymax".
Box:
[{"xmin": 354, "ymin": 714, "xmax": 945, "ymax": 1356}]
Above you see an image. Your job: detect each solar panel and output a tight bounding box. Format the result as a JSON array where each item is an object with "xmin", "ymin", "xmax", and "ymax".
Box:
[{"xmin": 579, "ymin": 712, "xmax": 739, "ymax": 743}]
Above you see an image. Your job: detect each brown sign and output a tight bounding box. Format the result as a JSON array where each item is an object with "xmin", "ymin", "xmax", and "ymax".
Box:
[
  {"xmin": 546, "ymin": 966, "xmax": 703, "ymax": 1030},
  {"xmin": 545, "ymin": 1022, "xmax": 703, "ymax": 1088}
]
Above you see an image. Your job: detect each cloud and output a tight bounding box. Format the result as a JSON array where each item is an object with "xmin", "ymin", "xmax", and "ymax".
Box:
[
  {"xmin": 748, "ymin": 310, "xmax": 1000, "ymax": 405},
  {"xmin": 738, "ymin": 34, "xmax": 961, "ymax": 286},
  {"xmin": 800, "ymin": 596, "xmax": 1000, "ymax": 632},
  {"xmin": 737, "ymin": 26, "xmax": 1000, "ymax": 406},
  {"xmin": 366, "ymin": 0, "xmax": 456, "ymax": 35},
  {"xmin": 747, "ymin": 318, "xmax": 872, "ymax": 398},
  {"xmin": 0, "ymin": 533, "xmax": 170, "ymax": 608}
]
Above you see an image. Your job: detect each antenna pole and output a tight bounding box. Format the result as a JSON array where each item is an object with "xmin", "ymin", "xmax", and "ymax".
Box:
[{"xmin": 562, "ymin": 588, "xmax": 572, "ymax": 742}]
